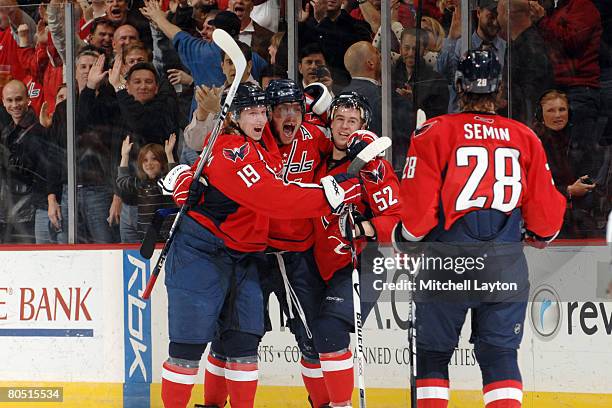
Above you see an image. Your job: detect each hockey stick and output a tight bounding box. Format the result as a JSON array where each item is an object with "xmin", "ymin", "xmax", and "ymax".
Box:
[
  {"xmin": 347, "ymin": 207, "xmax": 367, "ymax": 408},
  {"xmin": 409, "ymin": 108, "xmax": 426, "ymax": 408},
  {"xmin": 139, "ymin": 207, "xmax": 180, "ymax": 259},
  {"xmin": 141, "ymin": 29, "xmax": 247, "ymax": 300},
  {"xmin": 345, "ymin": 136, "xmax": 393, "ymax": 408}
]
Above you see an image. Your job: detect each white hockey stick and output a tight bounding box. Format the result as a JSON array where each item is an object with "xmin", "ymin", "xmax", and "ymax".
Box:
[
  {"xmin": 346, "ymin": 136, "xmax": 393, "ymax": 408},
  {"xmin": 347, "ymin": 136, "xmax": 392, "ymax": 176},
  {"xmin": 348, "ymin": 206, "xmax": 367, "ymax": 408},
  {"xmin": 409, "ymin": 108, "xmax": 426, "ymax": 407},
  {"xmin": 142, "ymin": 29, "xmax": 247, "ymax": 299}
]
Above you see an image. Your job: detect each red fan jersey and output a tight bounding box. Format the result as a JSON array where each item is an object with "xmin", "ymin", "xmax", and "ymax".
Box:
[
  {"xmin": 268, "ymin": 122, "xmax": 332, "ymax": 251},
  {"xmin": 173, "ymin": 133, "xmax": 336, "ymax": 253},
  {"xmin": 313, "ymin": 157, "xmax": 401, "ymax": 281},
  {"xmin": 0, "ymin": 28, "xmax": 26, "ymax": 84},
  {"xmin": 399, "ymin": 112, "xmax": 566, "ymax": 240}
]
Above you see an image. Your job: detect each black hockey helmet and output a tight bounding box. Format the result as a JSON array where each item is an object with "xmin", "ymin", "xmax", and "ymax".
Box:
[
  {"xmin": 265, "ymin": 79, "xmax": 304, "ymax": 110},
  {"xmin": 455, "ymin": 49, "xmax": 502, "ymax": 94},
  {"xmin": 329, "ymin": 91, "xmax": 372, "ymax": 128},
  {"xmin": 227, "ymin": 82, "xmax": 267, "ymax": 113}
]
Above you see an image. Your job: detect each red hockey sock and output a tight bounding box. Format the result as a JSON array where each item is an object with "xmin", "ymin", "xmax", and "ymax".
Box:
[
  {"xmin": 161, "ymin": 360, "xmax": 198, "ymax": 408},
  {"xmin": 300, "ymin": 358, "xmax": 330, "ymax": 407},
  {"xmin": 204, "ymin": 354, "xmax": 228, "ymax": 407},
  {"xmin": 415, "ymin": 378, "xmax": 450, "ymax": 408},
  {"xmin": 483, "ymin": 380, "xmax": 523, "ymax": 407},
  {"xmin": 225, "ymin": 360, "xmax": 258, "ymax": 408},
  {"xmin": 320, "ymin": 350, "xmax": 354, "ymax": 406}
]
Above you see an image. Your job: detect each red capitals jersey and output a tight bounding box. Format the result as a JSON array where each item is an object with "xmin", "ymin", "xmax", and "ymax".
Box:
[
  {"xmin": 313, "ymin": 157, "xmax": 401, "ymax": 281},
  {"xmin": 399, "ymin": 113, "xmax": 566, "ymax": 240},
  {"xmin": 0, "ymin": 28, "xmax": 25, "ymax": 83},
  {"xmin": 173, "ymin": 132, "xmax": 334, "ymax": 253},
  {"xmin": 268, "ymin": 122, "xmax": 332, "ymax": 251}
]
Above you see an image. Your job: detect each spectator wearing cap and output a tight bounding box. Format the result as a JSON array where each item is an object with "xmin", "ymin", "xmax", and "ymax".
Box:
[
  {"xmin": 343, "ymin": 41, "xmax": 383, "ymax": 137},
  {"xmin": 497, "ymin": 0, "xmax": 553, "ymax": 125},
  {"xmin": 531, "ymin": 0, "xmax": 603, "ymax": 180},
  {"xmin": 438, "ymin": 0, "xmax": 506, "ymax": 112},
  {"xmin": 298, "ymin": 0, "xmax": 372, "ymax": 88},
  {"xmin": 228, "ymin": 0, "xmax": 274, "ymax": 62}
]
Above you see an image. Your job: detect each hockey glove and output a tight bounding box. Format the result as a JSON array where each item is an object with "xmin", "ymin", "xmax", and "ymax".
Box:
[
  {"xmin": 523, "ymin": 229, "xmax": 555, "ymax": 249},
  {"xmin": 186, "ymin": 176, "xmax": 208, "ymax": 208},
  {"xmin": 320, "ymin": 173, "xmax": 362, "ymax": 215},
  {"xmin": 339, "ymin": 206, "xmax": 368, "ymax": 241},
  {"xmin": 159, "ymin": 164, "xmax": 191, "ymax": 195}
]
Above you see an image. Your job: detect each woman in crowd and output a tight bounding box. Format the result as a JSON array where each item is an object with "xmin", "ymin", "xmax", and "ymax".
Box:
[{"xmin": 533, "ymin": 89, "xmax": 605, "ymax": 237}]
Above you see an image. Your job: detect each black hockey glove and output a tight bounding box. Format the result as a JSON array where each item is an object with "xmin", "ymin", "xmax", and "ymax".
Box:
[
  {"xmin": 339, "ymin": 206, "xmax": 368, "ymax": 241},
  {"xmin": 186, "ymin": 177, "xmax": 208, "ymax": 208}
]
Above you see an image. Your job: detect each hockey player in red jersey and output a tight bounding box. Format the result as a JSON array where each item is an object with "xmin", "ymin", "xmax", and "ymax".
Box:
[
  {"xmin": 257, "ymin": 79, "xmax": 335, "ymax": 408},
  {"xmin": 393, "ymin": 50, "xmax": 566, "ymax": 407},
  {"xmin": 159, "ymin": 83, "xmax": 361, "ymax": 408},
  {"xmin": 311, "ymin": 92, "xmax": 402, "ymax": 407}
]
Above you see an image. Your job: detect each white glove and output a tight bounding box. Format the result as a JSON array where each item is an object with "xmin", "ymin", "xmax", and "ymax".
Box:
[
  {"xmin": 159, "ymin": 164, "xmax": 192, "ymax": 195},
  {"xmin": 320, "ymin": 175, "xmax": 345, "ymax": 213}
]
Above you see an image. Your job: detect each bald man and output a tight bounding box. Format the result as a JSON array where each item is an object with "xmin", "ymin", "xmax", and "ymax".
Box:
[
  {"xmin": 342, "ymin": 41, "xmax": 383, "ymax": 136},
  {"xmin": 0, "ymin": 80, "xmax": 51, "ymax": 244},
  {"xmin": 113, "ymin": 24, "xmax": 140, "ymax": 55}
]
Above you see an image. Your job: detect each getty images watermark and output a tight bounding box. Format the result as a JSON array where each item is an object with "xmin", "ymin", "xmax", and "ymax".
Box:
[{"xmin": 362, "ymin": 245, "xmax": 528, "ymax": 303}]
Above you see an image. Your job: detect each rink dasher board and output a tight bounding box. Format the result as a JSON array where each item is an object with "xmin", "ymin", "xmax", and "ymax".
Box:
[{"xmin": 0, "ymin": 246, "xmax": 610, "ymax": 407}]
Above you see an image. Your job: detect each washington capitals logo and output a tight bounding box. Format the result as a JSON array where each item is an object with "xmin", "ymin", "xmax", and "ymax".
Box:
[
  {"xmin": 223, "ymin": 142, "xmax": 250, "ymax": 162},
  {"xmin": 360, "ymin": 161, "xmax": 385, "ymax": 184},
  {"xmin": 413, "ymin": 121, "xmax": 437, "ymax": 138}
]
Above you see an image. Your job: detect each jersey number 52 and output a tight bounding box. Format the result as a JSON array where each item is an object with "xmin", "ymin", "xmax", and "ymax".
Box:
[{"xmin": 456, "ymin": 146, "xmax": 522, "ymax": 212}]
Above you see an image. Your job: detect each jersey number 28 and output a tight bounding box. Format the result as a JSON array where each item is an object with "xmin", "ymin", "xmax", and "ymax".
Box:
[{"xmin": 455, "ymin": 147, "xmax": 522, "ymax": 212}]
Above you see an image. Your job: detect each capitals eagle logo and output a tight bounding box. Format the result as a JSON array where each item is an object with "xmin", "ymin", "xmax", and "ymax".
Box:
[
  {"xmin": 223, "ymin": 142, "xmax": 250, "ymax": 162},
  {"xmin": 360, "ymin": 161, "xmax": 385, "ymax": 184}
]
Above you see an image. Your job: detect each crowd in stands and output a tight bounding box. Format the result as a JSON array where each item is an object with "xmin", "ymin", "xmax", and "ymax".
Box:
[{"xmin": 0, "ymin": 0, "xmax": 610, "ymax": 243}]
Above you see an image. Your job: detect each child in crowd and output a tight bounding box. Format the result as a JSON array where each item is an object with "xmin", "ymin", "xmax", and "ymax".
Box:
[{"xmin": 116, "ymin": 134, "xmax": 177, "ymax": 241}]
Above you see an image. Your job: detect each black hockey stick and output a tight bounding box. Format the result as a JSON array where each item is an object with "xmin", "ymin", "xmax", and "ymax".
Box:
[
  {"xmin": 141, "ymin": 29, "xmax": 247, "ymax": 300},
  {"xmin": 139, "ymin": 207, "xmax": 180, "ymax": 259}
]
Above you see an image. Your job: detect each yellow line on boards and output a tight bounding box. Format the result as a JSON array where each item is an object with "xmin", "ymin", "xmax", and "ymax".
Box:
[{"xmin": 1, "ymin": 382, "xmax": 611, "ymax": 407}]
